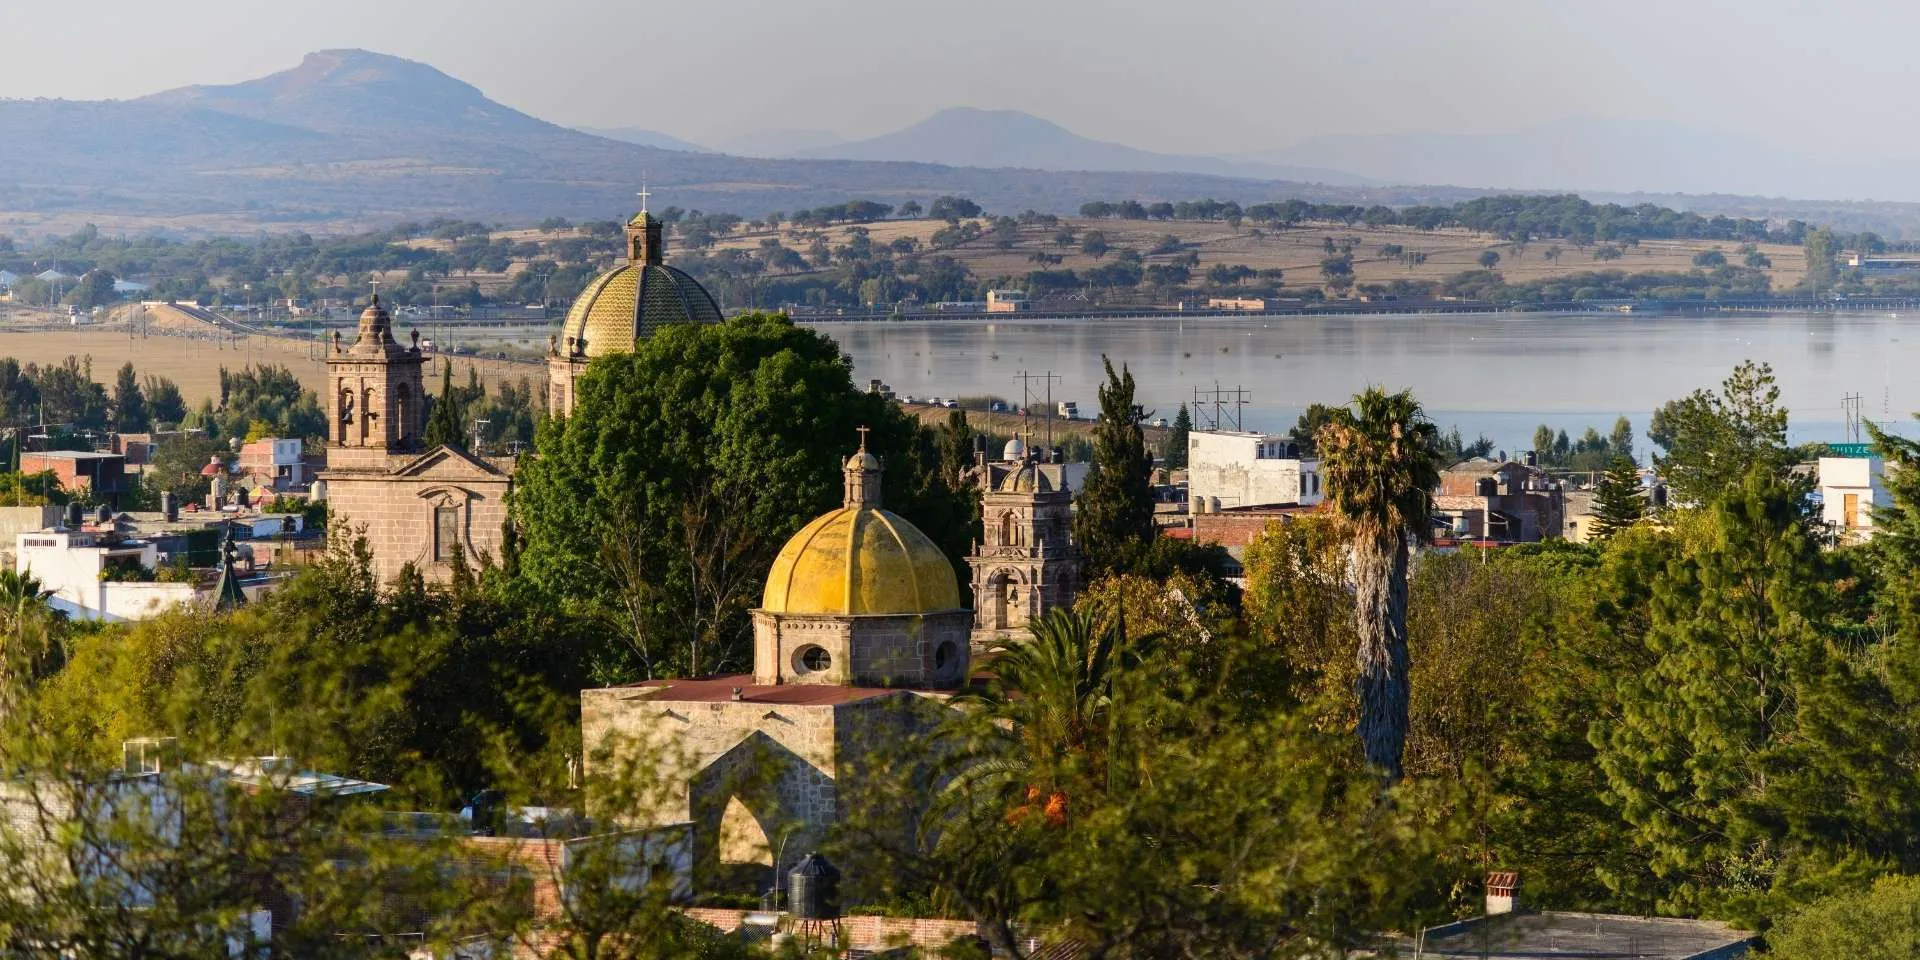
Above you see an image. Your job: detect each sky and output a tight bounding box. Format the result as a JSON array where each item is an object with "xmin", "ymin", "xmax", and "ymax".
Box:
[{"xmin": 0, "ymin": 0, "xmax": 1913, "ymax": 159}]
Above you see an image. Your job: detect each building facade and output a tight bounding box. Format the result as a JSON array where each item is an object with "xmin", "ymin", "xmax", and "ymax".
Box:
[
  {"xmin": 967, "ymin": 456, "xmax": 1078, "ymax": 650},
  {"xmin": 1818, "ymin": 453, "xmax": 1887, "ymax": 542},
  {"xmin": 1186, "ymin": 430, "xmax": 1322, "ymax": 513},
  {"xmin": 1431, "ymin": 458, "xmax": 1567, "ymax": 543},
  {"xmin": 319, "ymin": 296, "xmax": 514, "ymax": 584}
]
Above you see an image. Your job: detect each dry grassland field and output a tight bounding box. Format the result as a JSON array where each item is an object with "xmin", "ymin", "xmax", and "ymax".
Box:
[
  {"xmin": 390, "ymin": 217, "xmax": 1812, "ymax": 302},
  {"xmin": 705, "ymin": 218, "xmax": 1811, "ymax": 292},
  {"xmin": 0, "ymin": 309, "xmax": 536, "ymax": 408}
]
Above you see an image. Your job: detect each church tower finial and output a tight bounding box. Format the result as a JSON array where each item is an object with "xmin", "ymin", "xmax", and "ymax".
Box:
[
  {"xmin": 625, "ymin": 182, "xmax": 665, "ymax": 266},
  {"xmin": 843, "ymin": 428, "xmax": 882, "ymax": 509}
]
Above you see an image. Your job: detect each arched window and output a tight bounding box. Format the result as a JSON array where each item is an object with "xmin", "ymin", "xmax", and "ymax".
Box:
[
  {"xmin": 394, "ymin": 383, "xmax": 412, "ymax": 445},
  {"xmin": 337, "ymin": 384, "xmax": 355, "ymax": 444},
  {"xmin": 1000, "ymin": 512, "xmax": 1016, "ymax": 547},
  {"xmin": 359, "ymin": 389, "xmax": 374, "ymax": 444}
]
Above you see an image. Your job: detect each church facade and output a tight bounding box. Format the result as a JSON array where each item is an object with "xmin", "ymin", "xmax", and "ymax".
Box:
[{"xmin": 320, "ymin": 296, "xmax": 515, "ymax": 584}]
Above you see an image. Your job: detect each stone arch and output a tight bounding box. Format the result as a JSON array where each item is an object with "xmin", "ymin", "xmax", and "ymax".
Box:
[
  {"xmin": 359, "ymin": 388, "xmax": 375, "ymax": 444},
  {"xmin": 394, "ymin": 382, "xmax": 413, "ymax": 446},
  {"xmin": 986, "ymin": 567, "xmax": 1028, "ymax": 631},
  {"xmin": 998, "ymin": 510, "xmax": 1018, "ymax": 548},
  {"xmin": 687, "ymin": 731, "xmax": 826, "ymax": 894},
  {"xmin": 337, "ymin": 382, "xmax": 355, "ymax": 444}
]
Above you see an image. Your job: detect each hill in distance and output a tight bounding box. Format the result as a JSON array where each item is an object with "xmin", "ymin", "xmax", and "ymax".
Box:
[
  {"xmin": 575, "ymin": 126, "xmax": 714, "ymax": 154},
  {"xmin": 792, "ymin": 107, "xmax": 1376, "ymax": 186},
  {"xmin": 1, "ymin": 50, "xmax": 1415, "ymax": 235}
]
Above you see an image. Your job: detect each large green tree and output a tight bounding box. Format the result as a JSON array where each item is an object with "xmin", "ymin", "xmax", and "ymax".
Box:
[
  {"xmin": 1071, "ymin": 357, "xmax": 1154, "ymax": 578},
  {"xmin": 1592, "ymin": 470, "xmax": 1920, "ymax": 921},
  {"xmin": 422, "ymin": 360, "xmax": 464, "ymax": 451},
  {"xmin": 109, "ymin": 362, "xmax": 147, "ymax": 433},
  {"xmin": 513, "ymin": 314, "xmax": 970, "ymax": 683},
  {"xmin": 1316, "ymin": 388, "xmax": 1444, "ymax": 781},
  {"xmin": 1650, "ymin": 360, "xmax": 1790, "ymax": 506}
]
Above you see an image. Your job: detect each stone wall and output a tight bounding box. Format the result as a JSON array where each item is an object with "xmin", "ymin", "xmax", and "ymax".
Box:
[
  {"xmin": 324, "ymin": 467, "xmax": 510, "ymax": 585},
  {"xmin": 755, "ymin": 611, "xmax": 971, "ymax": 689}
]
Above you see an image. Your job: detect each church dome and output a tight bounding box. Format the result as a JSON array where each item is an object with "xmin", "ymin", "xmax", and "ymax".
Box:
[
  {"xmin": 557, "ymin": 210, "xmax": 722, "ymax": 359},
  {"xmin": 761, "ymin": 443, "xmax": 960, "ymax": 616},
  {"xmin": 997, "ymin": 464, "xmax": 1053, "ymax": 493},
  {"xmin": 1002, "ymin": 435, "xmax": 1027, "ymax": 461}
]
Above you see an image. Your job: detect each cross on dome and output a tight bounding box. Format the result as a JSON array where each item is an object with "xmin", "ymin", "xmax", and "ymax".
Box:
[
  {"xmin": 856, "ymin": 425, "xmax": 870, "ymax": 452},
  {"xmin": 637, "ymin": 173, "xmax": 650, "ymax": 216}
]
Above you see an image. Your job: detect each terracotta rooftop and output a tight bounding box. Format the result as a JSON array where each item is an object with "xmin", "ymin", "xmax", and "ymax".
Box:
[{"xmin": 601, "ymin": 674, "xmax": 932, "ymax": 706}]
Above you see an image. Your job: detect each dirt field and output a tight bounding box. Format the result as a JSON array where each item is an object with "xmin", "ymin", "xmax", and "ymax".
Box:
[
  {"xmin": 705, "ymin": 217, "xmax": 1810, "ymax": 292},
  {"xmin": 0, "ymin": 315, "xmax": 541, "ymax": 408}
]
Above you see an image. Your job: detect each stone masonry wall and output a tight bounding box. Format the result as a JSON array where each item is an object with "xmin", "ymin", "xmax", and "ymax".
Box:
[{"xmin": 324, "ymin": 469, "xmax": 510, "ymax": 585}]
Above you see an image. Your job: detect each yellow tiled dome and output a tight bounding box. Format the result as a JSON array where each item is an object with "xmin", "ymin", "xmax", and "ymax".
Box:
[
  {"xmin": 761, "ymin": 506, "xmax": 960, "ymax": 616},
  {"xmin": 761, "ymin": 445, "xmax": 960, "ymax": 616},
  {"xmin": 560, "ymin": 262, "xmax": 722, "ymax": 358}
]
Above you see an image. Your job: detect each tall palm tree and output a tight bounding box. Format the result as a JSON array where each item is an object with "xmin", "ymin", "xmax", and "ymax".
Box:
[
  {"xmin": 952, "ymin": 608, "xmax": 1152, "ymax": 813},
  {"xmin": 1316, "ymin": 388, "xmax": 1444, "ymax": 782}
]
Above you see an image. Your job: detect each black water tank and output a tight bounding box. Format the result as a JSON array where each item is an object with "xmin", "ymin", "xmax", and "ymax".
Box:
[
  {"xmin": 65, "ymin": 502, "xmax": 83, "ymax": 529},
  {"xmin": 1475, "ymin": 476, "xmax": 1498, "ymax": 497},
  {"xmin": 95, "ymin": 504, "xmax": 111, "ymax": 525},
  {"xmin": 788, "ymin": 852, "xmax": 841, "ymax": 920},
  {"xmin": 160, "ymin": 491, "xmax": 177, "ymax": 522}
]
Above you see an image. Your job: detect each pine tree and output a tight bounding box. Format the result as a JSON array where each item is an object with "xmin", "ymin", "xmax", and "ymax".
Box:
[
  {"xmin": 936, "ymin": 409, "xmax": 975, "ymax": 489},
  {"xmin": 422, "ymin": 360, "xmax": 463, "ymax": 451},
  {"xmin": 110, "ymin": 362, "xmax": 147, "ymax": 433},
  {"xmin": 1592, "ymin": 470, "xmax": 1914, "ymax": 921},
  {"xmin": 1591, "ymin": 455, "xmax": 1644, "ymax": 538},
  {"xmin": 1072, "ymin": 357, "xmax": 1154, "ymax": 578},
  {"xmin": 1160, "ymin": 403, "xmax": 1191, "ymax": 469}
]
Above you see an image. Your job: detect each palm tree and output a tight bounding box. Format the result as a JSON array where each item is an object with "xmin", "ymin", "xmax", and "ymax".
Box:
[
  {"xmin": 0, "ymin": 569, "xmax": 59, "ymax": 713},
  {"xmin": 952, "ymin": 608, "xmax": 1151, "ymax": 814},
  {"xmin": 1315, "ymin": 388, "xmax": 1444, "ymax": 782}
]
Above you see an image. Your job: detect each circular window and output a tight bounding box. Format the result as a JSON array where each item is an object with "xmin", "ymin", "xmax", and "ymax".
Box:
[{"xmin": 795, "ymin": 645, "xmax": 832, "ymax": 675}]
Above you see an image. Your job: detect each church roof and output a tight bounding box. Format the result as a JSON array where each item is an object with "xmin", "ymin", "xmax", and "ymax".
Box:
[
  {"xmin": 997, "ymin": 463, "xmax": 1054, "ymax": 493},
  {"xmin": 760, "ymin": 444, "xmax": 961, "ymax": 617},
  {"xmin": 558, "ymin": 208, "xmax": 722, "ymax": 359}
]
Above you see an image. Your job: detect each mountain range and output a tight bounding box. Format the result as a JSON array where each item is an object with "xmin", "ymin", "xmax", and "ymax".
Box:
[
  {"xmin": 8, "ymin": 48, "xmax": 1920, "ymax": 238},
  {"xmin": 0, "ymin": 49, "xmax": 1418, "ymax": 236}
]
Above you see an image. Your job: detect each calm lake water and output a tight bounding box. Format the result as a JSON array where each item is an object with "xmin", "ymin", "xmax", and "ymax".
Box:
[{"xmin": 808, "ymin": 311, "xmax": 1920, "ymax": 457}]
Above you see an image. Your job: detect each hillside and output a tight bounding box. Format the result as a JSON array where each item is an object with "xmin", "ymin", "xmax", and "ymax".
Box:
[{"xmin": 0, "ymin": 50, "xmax": 1415, "ymax": 238}]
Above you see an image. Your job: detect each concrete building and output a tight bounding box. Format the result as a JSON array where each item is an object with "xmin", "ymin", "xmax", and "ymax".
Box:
[
  {"xmin": 581, "ymin": 439, "xmax": 968, "ymax": 892},
  {"xmin": 1432, "ymin": 459, "xmax": 1566, "ymax": 543},
  {"xmin": 1185, "ymin": 430, "xmax": 1322, "ymax": 513},
  {"xmin": 1818, "ymin": 453, "xmax": 1887, "ymax": 542},
  {"xmin": 1206, "ymin": 296, "xmax": 1280, "ymax": 311},
  {"xmin": 19, "ymin": 450, "xmax": 129, "ymax": 502},
  {"xmin": 985, "ymin": 289, "xmax": 1029, "ymax": 313},
  {"xmin": 236, "ymin": 438, "xmax": 306, "ymax": 493},
  {"xmin": 15, "ymin": 522, "xmax": 278, "ymax": 622}
]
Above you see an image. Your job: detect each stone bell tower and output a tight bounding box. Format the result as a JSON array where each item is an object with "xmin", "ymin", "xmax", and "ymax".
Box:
[
  {"xmin": 326, "ymin": 294, "xmax": 425, "ymax": 472},
  {"xmin": 968, "ymin": 440, "xmax": 1079, "ymax": 651}
]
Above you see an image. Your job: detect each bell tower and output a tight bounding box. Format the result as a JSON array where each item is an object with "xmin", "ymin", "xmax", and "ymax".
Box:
[
  {"xmin": 967, "ymin": 439, "xmax": 1079, "ymax": 651},
  {"xmin": 327, "ymin": 294, "xmax": 426, "ymax": 471}
]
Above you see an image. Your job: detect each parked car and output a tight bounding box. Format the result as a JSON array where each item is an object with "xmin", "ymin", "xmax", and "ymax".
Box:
[{"xmin": 941, "ymin": 399, "xmax": 958, "ymax": 409}]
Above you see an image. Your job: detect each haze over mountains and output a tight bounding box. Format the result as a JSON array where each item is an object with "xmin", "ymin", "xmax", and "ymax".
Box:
[
  {"xmin": 6, "ymin": 47, "xmax": 1920, "ymax": 239},
  {"xmin": 0, "ymin": 49, "xmax": 1402, "ymax": 236}
]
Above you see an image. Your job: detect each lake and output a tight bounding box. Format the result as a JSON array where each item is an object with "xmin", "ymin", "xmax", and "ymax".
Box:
[{"xmin": 809, "ymin": 311, "xmax": 1920, "ymax": 456}]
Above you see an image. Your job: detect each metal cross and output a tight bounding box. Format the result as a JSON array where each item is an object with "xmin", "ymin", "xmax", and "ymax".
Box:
[
  {"xmin": 637, "ymin": 173, "xmax": 650, "ymax": 215},
  {"xmin": 369, "ymin": 277, "xmax": 381, "ymax": 300},
  {"xmin": 856, "ymin": 425, "xmax": 870, "ymax": 451}
]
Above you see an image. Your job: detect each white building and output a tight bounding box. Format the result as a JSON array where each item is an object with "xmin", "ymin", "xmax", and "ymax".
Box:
[
  {"xmin": 1186, "ymin": 430, "xmax": 1322, "ymax": 512},
  {"xmin": 15, "ymin": 529, "xmax": 199, "ymax": 622},
  {"xmin": 1818, "ymin": 454, "xmax": 1887, "ymax": 542}
]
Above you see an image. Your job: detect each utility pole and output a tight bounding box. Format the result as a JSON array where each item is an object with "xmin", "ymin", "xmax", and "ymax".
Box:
[
  {"xmin": 1014, "ymin": 370, "xmax": 1063, "ymax": 454},
  {"xmin": 1843, "ymin": 392, "xmax": 1864, "ymax": 444}
]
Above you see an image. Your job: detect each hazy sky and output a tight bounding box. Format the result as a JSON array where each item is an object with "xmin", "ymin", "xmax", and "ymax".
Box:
[{"xmin": 1, "ymin": 0, "xmax": 1911, "ymax": 157}]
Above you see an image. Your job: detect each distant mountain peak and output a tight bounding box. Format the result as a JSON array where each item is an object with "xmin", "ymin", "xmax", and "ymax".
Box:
[{"xmin": 137, "ymin": 48, "xmax": 542, "ymax": 138}]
